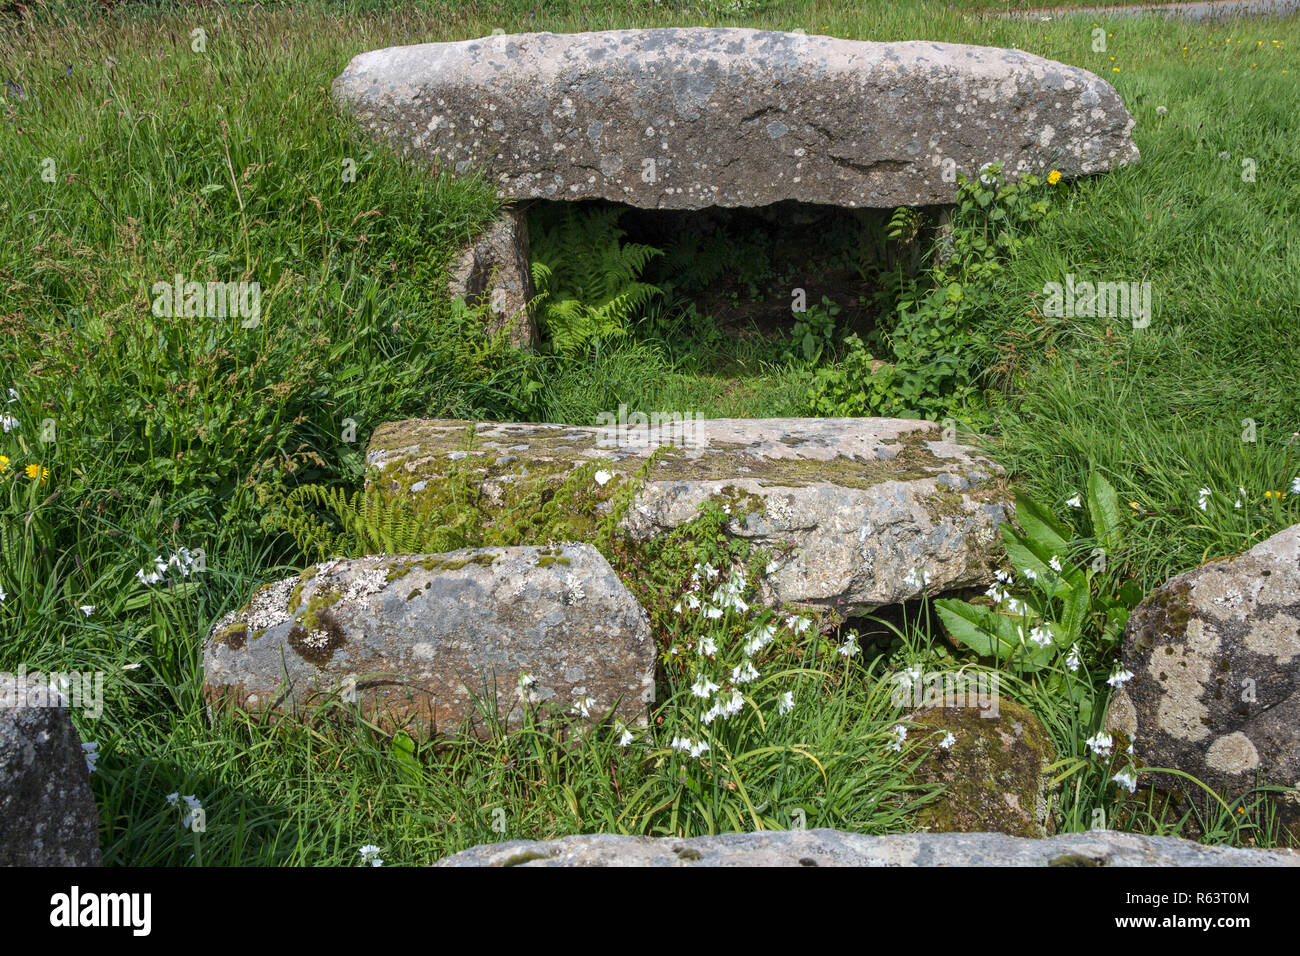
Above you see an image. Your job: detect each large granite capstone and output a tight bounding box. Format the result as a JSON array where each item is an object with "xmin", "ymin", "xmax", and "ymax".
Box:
[
  {"xmin": 366, "ymin": 417, "xmax": 1010, "ymax": 614},
  {"xmin": 204, "ymin": 544, "xmax": 655, "ymax": 735},
  {"xmin": 333, "ymin": 28, "xmax": 1139, "ymax": 210},
  {"xmin": 1106, "ymin": 523, "xmax": 1300, "ymax": 833}
]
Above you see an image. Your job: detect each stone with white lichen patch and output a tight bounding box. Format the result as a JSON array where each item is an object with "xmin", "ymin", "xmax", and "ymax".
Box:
[
  {"xmin": 203, "ymin": 544, "xmax": 654, "ymax": 737},
  {"xmin": 1107, "ymin": 523, "xmax": 1300, "ymax": 838}
]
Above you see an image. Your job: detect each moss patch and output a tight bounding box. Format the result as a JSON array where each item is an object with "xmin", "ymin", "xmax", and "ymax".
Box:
[
  {"xmin": 211, "ymin": 622, "xmax": 249, "ymax": 651},
  {"xmin": 1129, "ymin": 579, "xmax": 1195, "ymax": 655},
  {"xmin": 286, "ymin": 608, "xmax": 346, "ymax": 666}
]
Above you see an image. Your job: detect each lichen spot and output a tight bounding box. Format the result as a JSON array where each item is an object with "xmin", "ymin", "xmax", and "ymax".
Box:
[{"xmin": 1206, "ymin": 731, "xmax": 1260, "ymax": 774}]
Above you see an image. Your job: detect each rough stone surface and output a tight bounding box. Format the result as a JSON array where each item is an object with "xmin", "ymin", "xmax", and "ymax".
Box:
[
  {"xmin": 366, "ymin": 417, "xmax": 1011, "ymax": 614},
  {"xmin": 0, "ymin": 679, "xmax": 101, "ymax": 866},
  {"xmin": 333, "ymin": 28, "xmax": 1139, "ymax": 210},
  {"xmin": 1106, "ymin": 524, "xmax": 1300, "ymax": 833},
  {"xmin": 204, "ymin": 544, "xmax": 654, "ymax": 735},
  {"xmin": 435, "ymin": 828, "xmax": 1299, "ymax": 867},
  {"xmin": 910, "ymin": 699, "xmax": 1055, "ymax": 838},
  {"xmin": 448, "ymin": 206, "xmax": 537, "ymax": 348}
]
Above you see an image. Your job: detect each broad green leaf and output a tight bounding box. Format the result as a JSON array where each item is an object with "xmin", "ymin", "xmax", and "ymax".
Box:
[
  {"xmin": 1014, "ymin": 492, "xmax": 1073, "ymax": 555},
  {"xmin": 391, "ymin": 731, "xmax": 421, "ymax": 784},
  {"xmin": 1087, "ymin": 471, "xmax": 1123, "ymax": 555},
  {"xmin": 1058, "ymin": 582, "xmax": 1090, "ymax": 643},
  {"xmin": 934, "ymin": 599, "xmax": 1002, "ymax": 656}
]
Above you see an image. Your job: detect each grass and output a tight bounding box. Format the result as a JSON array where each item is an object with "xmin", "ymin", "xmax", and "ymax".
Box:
[{"xmin": 2, "ymin": 0, "xmax": 1298, "ymax": 863}]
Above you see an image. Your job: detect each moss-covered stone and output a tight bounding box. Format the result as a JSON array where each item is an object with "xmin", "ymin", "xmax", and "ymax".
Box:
[{"xmin": 909, "ymin": 698, "xmax": 1056, "ymax": 838}]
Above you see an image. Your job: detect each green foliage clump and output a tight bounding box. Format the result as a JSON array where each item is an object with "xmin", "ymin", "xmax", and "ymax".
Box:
[
  {"xmin": 806, "ymin": 165, "xmax": 1056, "ymax": 422},
  {"xmin": 932, "ymin": 470, "xmax": 1140, "ymax": 722},
  {"xmin": 529, "ymin": 205, "xmax": 665, "ymax": 353}
]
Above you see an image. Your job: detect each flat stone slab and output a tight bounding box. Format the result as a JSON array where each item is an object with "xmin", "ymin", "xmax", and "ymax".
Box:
[
  {"xmin": 366, "ymin": 417, "xmax": 1010, "ymax": 614},
  {"xmin": 204, "ymin": 544, "xmax": 654, "ymax": 735},
  {"xmin": 1107, "ymin": 523, "xmax": 1300, "ymax": 831},
  {"xmin": 435, "ymin": 828, "xmax": 1299, "ymax": 866},
  {"xmin": 333, "ymin": 28, "xmax": 1139, "ymax": 210},
  {"xmin": 0, "ymin": 677, "xmax": 102, "ymax": 866}
]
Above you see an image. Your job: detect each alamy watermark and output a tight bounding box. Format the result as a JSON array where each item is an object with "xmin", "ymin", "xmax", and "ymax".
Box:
[
  {"xmin": 594, "ymin": 403, "xmax": 705, "ymax": 449},
  {"xmin": 1042, "ymin": 274, "xmax": 1151, "ymax": 328},
  {"xmin": 1, "ymin": 666, "xmax": 104, "ymax": 719},
  {"xmin": 889, "ymin": 669, "xmax": 1000, "ymax": 718},
  {"xmin": 151, "ymin": 274, "xmax": 261, "ymax": 328}
]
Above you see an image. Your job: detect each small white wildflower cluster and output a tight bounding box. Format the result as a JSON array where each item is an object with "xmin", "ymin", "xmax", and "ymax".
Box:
[
  {"xmin": 1106, "ymin": 667, "xmax": 1134, "ymax": 688},
  {"xmin": 886, "ymin": 724, "xmax": 907, "ymax": 752},
  {"xmin": 81, "ymin": 741, "xmax": 99, "ymax": 773},
  {"xmin": 1082, "ymin": 724, "xmax": 1139, "ymax": 793},
  {"xmin": 1027, "ymin": 625, "xmax": 1053, "ymax": 648},
  {"xmin": 670, "ymin": 736, "xmax": 710, "ymax": 758},
  {"xmin": 674, "ymin": 562, "xmax": 749, "ymax": 619},
  {"xmin": 135, "ymin": 547, "xmax": 198, "ymax": 586},
  {"xmin": 1, "ymin": 388, "xmax": 17, "ymax": 432},
  {"xmin": 666, "ymin": 557, "xmax": 806, "ymax": 760},
  {"xmin": 1112, "ymin": 735, "xmax": 1139, "ymax": 792},
  {"xmin": 1085, "ymin": 732, "xmax": 1113, "ymax": 758},
  {"xmin": 903, "ymin": 566, "xmax": 932, "ymax": 590},
  {"xmin": 167, "ymin": 792, "xmax": 204, "ymax": 831},
  {"xmin": 358, "ymin": 844, "xmax": 384, "ymax": 867}
]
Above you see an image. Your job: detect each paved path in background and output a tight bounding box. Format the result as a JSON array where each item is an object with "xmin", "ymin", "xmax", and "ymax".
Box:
[{"xmin": 1000, "ymin": 0, "xmax": 1299, "ymax": 21}]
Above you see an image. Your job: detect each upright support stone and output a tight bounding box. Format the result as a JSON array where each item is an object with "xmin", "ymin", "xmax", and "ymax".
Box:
[{"xmin": 448, "ymin": 205, "xmax": 537, "ymax": 348}]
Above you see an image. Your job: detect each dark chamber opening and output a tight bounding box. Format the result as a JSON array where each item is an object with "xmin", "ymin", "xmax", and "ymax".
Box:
[{"xmin": 525, "ymin": 197, "xmax": 926, "ymax": 346}]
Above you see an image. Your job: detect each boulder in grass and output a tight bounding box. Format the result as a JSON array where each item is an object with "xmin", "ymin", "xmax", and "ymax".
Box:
[
  {"xmin": 203, "ymin": 544, "xmax": 654, "ymax": 736},
  {"xmin": 366, "ymin": 416, "xmax": 1011, "ymax": 615},
  {"xmin": 1106, "ymin": 523, "xmax": 1300, "ymax": 838},
  {"xmin": 0, "ymin": 676, "xmax": 102, "ymax": 866}
]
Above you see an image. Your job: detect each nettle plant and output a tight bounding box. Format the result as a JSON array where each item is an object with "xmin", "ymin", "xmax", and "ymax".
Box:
[
  {"xmin": 786, "ymin": 295, "xmax": 841, "ymax": 364},
  {"xmin": 933, "ymin": 471, "xmax": 1143, "ymax": 725},
  {"xmin": 807, "ymin": 161, "xmax": 1057, "ymax": 421}
]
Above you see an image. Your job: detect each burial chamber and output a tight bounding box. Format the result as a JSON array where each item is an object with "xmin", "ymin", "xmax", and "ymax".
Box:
[{"xmin": 333, "ymin": 27, "xmax": 1139, "ymax": 342}]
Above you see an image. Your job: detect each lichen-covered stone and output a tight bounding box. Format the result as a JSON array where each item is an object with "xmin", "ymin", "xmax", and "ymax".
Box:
[
  {"xmin": 1106, "ymin": 523, "xmax": 1300, "ymax": 837},
  {"xmin": 448, "ymin": 206, "xmax": 537, "ymax": 348},
  {"xmin": 333, "ymin": 28, "xmax": 1139, "ymax": 211},
  {"xmin": 366, "ymin": 416, "xmax": 1010, "ymax": 614},
  {"xmin": 434, "ymin": 828, "xmax": 1298, "ymax": 867},
  {"xmin": 910, "ymin": 699, "xmax": 1055, "ymax": 838},
  {"xmin": 203, "ymin": 544, "xmax": 654, "ymax": 736},
  {"xmin": 0, "ymin": 677, "xmax": 101, "ymax": 866}
]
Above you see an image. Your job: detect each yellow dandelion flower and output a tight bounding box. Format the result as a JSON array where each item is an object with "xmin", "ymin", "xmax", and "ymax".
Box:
[
  {"xmin": 0, "ymin": 455, "xmax": 8, "ymax": 473},
  {"xmin": 24, "ymin": 464, "xmax": 49, "ymax": 483},
  {"xmin": 1047, "ymin": 169, "xmax": 1061, "ymax": 185}
]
